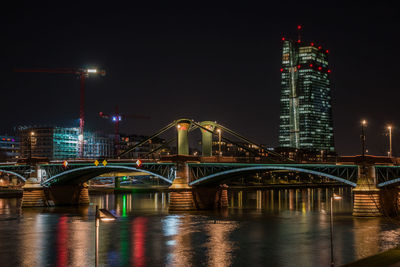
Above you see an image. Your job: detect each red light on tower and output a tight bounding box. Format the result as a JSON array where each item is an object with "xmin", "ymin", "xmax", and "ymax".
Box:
[
  {"xmin": 282, "ymin": 37, "xmax": 285, "ymax": 41},
  {"xmin": 318, "ymin": 66, "xmax": 322, "ymax": 70},
  {"xmin": 327, "ymin": 69, "xmax": 331, "ymax": 73},
  {"xmin": 326, "ymin": 49, "xmax": 329, "ymax": 54},
  {"xmin": 310, "ymin": 42, "xmax": 314, "ymax": 46},
  {"xmin": 297, "ymin": 25, "xmax": 302, "ymax": 30},
  {"xmin": 318, "ymin": 46, "xmax": 322, "ymax": 49},
  {"xmin": 309, "ymin": 64, "xmax": 313, "ymax": 68},
  {"xmin": 280, "ymin": 68, "xmax": 284, "ymax": 72},
  {"xmin": 297, "ymin": 65, "xmax": 301, "ymax": 69},
  {"xmin": 297, "ymin": 40, "xmax": 301, "ymax": 43}
]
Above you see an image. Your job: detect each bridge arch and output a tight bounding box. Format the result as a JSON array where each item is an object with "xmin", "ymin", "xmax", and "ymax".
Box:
[
  {"xmin": 378, "ymin": 178, "xmax": 400, "ymax": 188},
  {"xmin": 189, "ymin": 166, "xmax": 357, "ymax": 187},
  {"xmin": 0, "ymin": 169, "xmax": 26, "ymax": 183},
  {"xmin": 42, "ymin": 166, "xmax": 172, "ymax": 186}
]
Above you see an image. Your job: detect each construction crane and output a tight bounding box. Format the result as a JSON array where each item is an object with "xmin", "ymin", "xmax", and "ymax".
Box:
[
  {"xmin": 14, "ymin": 68, "xmax": 106, "ymax": 157},
  {"xmin": 99, "ymin": 105, "xmax": 150, "ymax": 156}
]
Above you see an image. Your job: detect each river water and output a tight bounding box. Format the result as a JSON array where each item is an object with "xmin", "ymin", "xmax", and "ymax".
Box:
[{"xmin": 1, "ymin": 187, "xmax": 400, "ymax": 267}]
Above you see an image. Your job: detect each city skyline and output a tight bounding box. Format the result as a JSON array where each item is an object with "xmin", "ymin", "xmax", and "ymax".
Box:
[
  {"xmin": 2, "ymin": 4, "xmax": 400, "ymax": 267},
  {"xmin": 1, "ymin": 4, "xmax": 399, "ymax": 156}
]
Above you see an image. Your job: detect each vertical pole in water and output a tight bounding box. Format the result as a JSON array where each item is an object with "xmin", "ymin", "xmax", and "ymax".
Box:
[
  {"xmin": 330, "ymin": 196, "xmax": 334, "ymax": 267},
  {"xmin": 95, "ymin": 205, "xmax": 99, "ymax": 267}
]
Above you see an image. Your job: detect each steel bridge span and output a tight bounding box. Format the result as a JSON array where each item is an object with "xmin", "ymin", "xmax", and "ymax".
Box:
[
  {"xmin": 2, "ymin": 158, "xmax": 400, "ymax": 217},
  {"xmin": 1, "ymin": 118, "xmax": 400, "ymax": 216}
]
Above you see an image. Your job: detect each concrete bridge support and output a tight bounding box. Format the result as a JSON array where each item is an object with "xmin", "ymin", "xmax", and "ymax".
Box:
[
  {"xmin": 169, "ymin": 161, "xmax": 195, "ymax": 211},
  {"xmin": 22, "ymin": 181, "xmax": 48, "ymax": 207},
  {"xmin": 193, "ymin": 184, "xmax": 229, "ymax": 209},
  {"xmin": 200, "ymin": 121, "xmax": 216, "ymax": 157},
  {"xmin": 353, "ymin": 165, "xmax": 381, "ymax": 217},
  {"xmin": 177, "ymin": 121, "xmax": 190, "ymax": 155},
  {"xmin": 115, "ymin": 177, "xmax": 121, "ymax": 188},
  {"xmin": 168, "ymin": 159, "xmax": 229, "ymax": 211},
  {"xmin": 47, "ymin": 183, "xmax": 90, "ymax": 206},
  {"xmin": 380, "ymin": 186, "xmax": 400, "ymax": 217}
]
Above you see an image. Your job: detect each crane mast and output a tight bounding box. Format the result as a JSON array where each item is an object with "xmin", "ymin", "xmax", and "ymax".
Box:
[{"xmin": 14, "ymin": 68, "xmax": 106, "ymax": 158}]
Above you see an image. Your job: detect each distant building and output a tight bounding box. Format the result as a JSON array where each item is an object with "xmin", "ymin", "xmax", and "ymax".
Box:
[
  {"xmin": 211, "ymin": 141, "xmax": 269, "ymax": 157},
  {"xmin": 278, "ymin": 35, "xmax": 335, "ymax": 153},
  {"xmin": 0, "ymin": 135, "xmax": 19, "ymax": 160},
  {"xmin": 19, "ymin": 127, "xmax": 79, "ymax": 160},
  {"xmin": 84, "ymin": 132, "xmax": 114, "ymax": 158},
  {"xmin": 274, "ymin": 147, "xmax": 337, "ymax": 162},
  {"xmin": 19, "ymin": 126, "xmax": 114, "ymax": 160},
  {"xmin": 119, "ymin": 135, "xmax": 170, "ymax": 158}
]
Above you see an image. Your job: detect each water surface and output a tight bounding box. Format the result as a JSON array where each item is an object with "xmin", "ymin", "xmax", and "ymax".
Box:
[{"xmin": 1, "ymin": 187, "xmax": 399, "ymax": 266}]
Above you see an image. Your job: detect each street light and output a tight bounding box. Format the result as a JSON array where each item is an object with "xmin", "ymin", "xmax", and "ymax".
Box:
[
  {"xmin": 95, "ymin": 205, "xmax": 116, "ymax": 267},
  {"xmin": 216, "ymin": 129, "xmax": 222, "ymax": 156},
  {"xmin": 387, "ymin": 125, "xmax": 393, "ymax": 158},
  {"xmin": 28, "ymin": 131, "xmax": 35, "ymax": 161},
  {"xmin": 330, "ymin": 193, "xmax": 342, "ymax": 267},
  {"xmin": 361, "ymin": 120, "xmax": 367, "ymax": 158}
]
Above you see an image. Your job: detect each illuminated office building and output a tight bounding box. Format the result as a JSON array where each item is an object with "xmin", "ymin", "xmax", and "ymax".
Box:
[
  {"xmin": 278, "ymin": 36, "xmax": 334, "ymax": 152},
  {"xmin": 19, "ymin": 127, "xmax": 113, "ymax": 159},
  {"xmin": 0, "ymin": 135, "xmax": 19, "ymax": 160}
]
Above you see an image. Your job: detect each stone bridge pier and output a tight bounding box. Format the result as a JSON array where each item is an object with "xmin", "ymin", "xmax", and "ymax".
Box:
[
  {"xmin": 22, "ymin": 182, "xmax": 90, "ymax": 207},
  {"xmin": 168, "ymin": 159, "xmax": 228, "ymax": 211},
  {"xmin": 353, "ymin": 164, "xmax": 381, "ymax": 216}
]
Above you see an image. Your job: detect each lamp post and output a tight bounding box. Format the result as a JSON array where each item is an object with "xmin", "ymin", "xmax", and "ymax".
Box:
[
  {"xmin": 28, "ymin": 131, "xmax": 35, "ymax": 161},
  {"xmin": 330, "ymin": 193, "xmax": 342, "ymax": 267},
  {"xmin": 361, "ymin": 120, "xmax": 367, "ymax": 158},
  {"xmin": 216, "ymin": 129, "xmax": 222, "ymax": 156},
  {"xmin": 387, "ymin": 125, "xmax": 393, "ymax": 158},
  {"xmin": 95, "ymin": 205, "xmax": 116, "ymax": 267}
]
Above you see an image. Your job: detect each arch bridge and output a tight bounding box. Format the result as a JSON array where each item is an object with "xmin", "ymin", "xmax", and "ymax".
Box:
[{"xmin": 2, "ymin": 117, "xmax": 400, "ymax": 217}]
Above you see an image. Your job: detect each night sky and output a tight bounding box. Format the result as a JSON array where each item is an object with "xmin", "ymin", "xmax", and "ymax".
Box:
[{"xmin": 1, "ymin": 3, "xmax": 399, "ymax": 156}]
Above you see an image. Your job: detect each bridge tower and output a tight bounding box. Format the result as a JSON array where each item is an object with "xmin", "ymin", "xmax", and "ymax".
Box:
[
  {"xmin": 177, "ymin": 120, "xmax": 191, "ymax": 155},
  {"xmin": 353, "ymin": 164, "xmax": 381, "ymax": 217},
  {"xmin": 200, "ymin": 121, "xmax": 216, "ymax": 157}
]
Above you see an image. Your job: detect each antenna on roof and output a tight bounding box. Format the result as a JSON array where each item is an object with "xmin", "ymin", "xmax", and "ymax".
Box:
[{"xmin": 297, "ymin": 25, "xmax": 302, "ymax": 43}]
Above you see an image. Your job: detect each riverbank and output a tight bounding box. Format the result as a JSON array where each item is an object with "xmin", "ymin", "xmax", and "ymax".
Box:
[{"xmin": 343, "ymin": 246, "xmax": 400, "ymax": 266}]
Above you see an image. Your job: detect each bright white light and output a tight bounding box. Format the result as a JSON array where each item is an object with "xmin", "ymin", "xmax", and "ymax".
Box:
[
  {"xmin": 100, "ymin": 217, "xmax": 115, "ymax": 222},
  {"xmin": 333, "ymin": 194, "xmax": 342, "ymax": 200},
  {"xmin": 87, "ymin": 69, "xmax": 97, "ymax": 73},
  {"xmin": 78, "ymin": 134, "xmax": 84, "ymax": 141}
]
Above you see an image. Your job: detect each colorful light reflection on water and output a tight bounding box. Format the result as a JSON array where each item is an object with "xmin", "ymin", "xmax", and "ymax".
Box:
[{"xmin": 0, "ymin": 188, "xmax": 400, "ymax": 266}]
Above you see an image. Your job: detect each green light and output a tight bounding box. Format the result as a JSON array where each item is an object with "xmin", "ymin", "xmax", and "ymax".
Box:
[{"xmin": 122, "ymin": 195, "xmax": 127, "ymax": 217}]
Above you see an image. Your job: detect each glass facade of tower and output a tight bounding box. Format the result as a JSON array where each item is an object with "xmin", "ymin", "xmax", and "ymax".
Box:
[{"xmin": 279, "ymin": 39, "xmax": 334, "ymax": 152}]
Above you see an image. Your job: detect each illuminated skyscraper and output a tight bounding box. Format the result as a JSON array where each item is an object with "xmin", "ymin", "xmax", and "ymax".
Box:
[{"xmin": 278, "ymin": 32, "xmax": 335, "ymax": 152}]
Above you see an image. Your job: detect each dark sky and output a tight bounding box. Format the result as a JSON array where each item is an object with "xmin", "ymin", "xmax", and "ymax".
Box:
[{"xmin": 1, "ymin": 2, "xmax": 399, "ymax": 156}]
